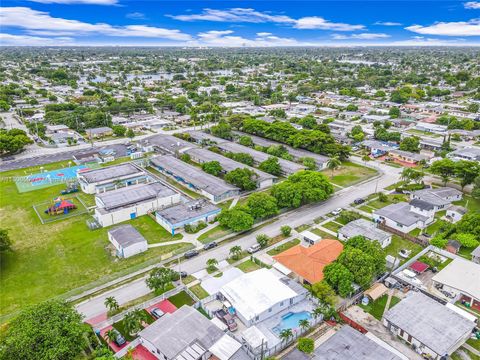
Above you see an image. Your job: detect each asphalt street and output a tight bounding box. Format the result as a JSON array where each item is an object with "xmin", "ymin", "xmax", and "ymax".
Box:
[{"xmin": 76, "ymin": 159, "xmax": 401, "ymax": 320}]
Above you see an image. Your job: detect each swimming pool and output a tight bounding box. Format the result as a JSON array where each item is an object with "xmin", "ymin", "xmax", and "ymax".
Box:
[{"xmin": 272, "ymin": 311, "xmax": 311, "ymax": 335}]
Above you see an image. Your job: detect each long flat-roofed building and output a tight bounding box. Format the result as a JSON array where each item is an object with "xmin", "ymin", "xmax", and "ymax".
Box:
[
  {"xmin": 185, "ymin": 147, "xmax": 276, "ymax": 189},
  {"xmin": 139, "ymin": 134, "xmax": 196, "ymax": 155},
  {"xmin": 150, "ymin": 155, "xmax": 240, "ymax": 203},
  {"xmin": 94, "ymin": 182, "xmax": 180, "ymax": 227},
  {"xmin": 232, "ymin": 131, "xmax": 330, "ymax": 169},
  {"xmin": 156, "ymin": 200, "xmax": 221, "ymax": 235},
  {"xmin": 77, "ymin": 163, "xmax": 151, "ymax": 194}
]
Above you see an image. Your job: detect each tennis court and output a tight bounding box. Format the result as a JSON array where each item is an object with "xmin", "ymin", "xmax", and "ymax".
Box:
[{"xmin": 15, "ymin": 165, "xmax": 92, "ymax": 193}]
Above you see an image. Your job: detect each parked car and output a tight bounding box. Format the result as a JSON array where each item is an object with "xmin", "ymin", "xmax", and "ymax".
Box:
[
  {"xmin": 332, "ymin": 208, "xmax": 343, "ymax": 216},
  {"xmin": 112, "ymin": 329, "xmax": 126, "ymax": 346},
  {"xmin": 354, "ymin": 198, "xmax": 365, "ymax": 205},
  {"xmin": 150, "ymin": 308, "xmax": 165, "ymax": 319},
  {"xmin": 184, "ymin": 249, "xmax": 199, "ymax": 259},
  {"xmin": 247, "ymin": 243, "xmax": 261, "ymax": 254},
  {"xmin": 215, "ymin": 309, "xmax": 238, "ymax": 331},
  {"xmin": 179, "ymin": 271, "xmax": 188, "ymax": 278},
  {"xmin": 203, "ymin": 241, "xmax": 218, "ymax": 250}
]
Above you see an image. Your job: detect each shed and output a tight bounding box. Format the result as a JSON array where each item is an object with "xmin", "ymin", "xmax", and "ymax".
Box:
[
  {"xmin": 409, "ymin": 261, "xmax": 429, "ymax": 274},
  {"xmin": 364, "ymin": 283, "xmax": 388, "ymax": 301},
  {"xmin": 107, "ymin": 224, "xmax": 148, "ymax": 258}
]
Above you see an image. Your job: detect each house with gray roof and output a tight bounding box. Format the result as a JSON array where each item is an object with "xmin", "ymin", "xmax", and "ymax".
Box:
[
  {"xmin": 383, "ymin": 292, "xmax": 475, "ymax": 359},
  {"xmin": 410, "ymin": 187, "xmax": 462, "ymax": 212},
  {"xmin": 107, "ymin": 224, "xmax": 147, "ymax": 258},
  {"xmin": 139, "ymin": 305, "xmax": 250, "ymax": 360},
  {"xmin": 338, "ymin": 218, "xmax": 392, "ymax": 248},
  {"xmin": 94, "ymin": 182, "xmax": 180, "ymax": 227},
  {"xmin": 150, "ymin": 155, "xmax": 240, "ymax": 203},
  {"xmin": 373, "ymin": 201, "xmax": 434, "ymax": 233},
  {"xmin": 447, "ymin": 147, "xmax": 480, "ymax": 162},
  {"xmin": 139, "ymin": 134, "xmax": 196, "ymax": 155}
]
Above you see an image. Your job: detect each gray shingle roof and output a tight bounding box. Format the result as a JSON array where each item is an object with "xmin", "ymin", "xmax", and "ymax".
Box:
[
  {"xmin": 411, "ymin": 187, "xmax": 462, "ymax": 206},
  {"xmin": 374, "ymin": 202, "xmax": 429, "ymax": 226},
  {"xmin": 108, "ymin": 224, "xmax": 146, "ymax": 247},
  {"xmin": 338, "ymin": 219, "xmax": 391, "ymax": 243},
  {"xmin": 383, "ymin": 292, "xmax": 475, "ymax": 356}
]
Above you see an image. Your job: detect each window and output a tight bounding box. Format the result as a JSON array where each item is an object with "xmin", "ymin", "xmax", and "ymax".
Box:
[{"xmin": 280, "ymin": 301, "xmax": 284, "ymax": 306}]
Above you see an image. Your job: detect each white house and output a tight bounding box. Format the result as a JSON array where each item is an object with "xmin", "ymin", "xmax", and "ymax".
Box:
[
  {"xmin": 410, "ymin": 187, "xmax": 463, "ymax": 212},
  {"xmin": 373, "ymin": 201, "xmax": 434, "ymax": 233},
  {"xmin": 94, "ymin": 182, "xmax": 180, "ymax": 227},
  {"xmin": 107, "ymin": 224, "xmax": 148, "ymax": 258},
  {"xmin": 446, "ymin": 205, "xmax": 467, "ymax": 223},
  {"xmin": 299, "ymin": 230, "xmax": 322, "ymax": 246},
  {"xmin": 338, "ymin": 219, "xmax": 392, "ymax": 248}
]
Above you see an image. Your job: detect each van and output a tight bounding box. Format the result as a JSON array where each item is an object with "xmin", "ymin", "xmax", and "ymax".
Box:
[{"xmin": 247, "ymin": 244, "xmax": 261, "ymax": 254}]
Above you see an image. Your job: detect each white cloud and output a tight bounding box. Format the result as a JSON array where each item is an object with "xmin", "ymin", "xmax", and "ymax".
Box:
[
  {"xmin": 332, "ymin": 33, "xmax": 390, "ymax": 40},
  {"xmin": 0, "ymin": 7, "xmax": 192, "ymax": 40},
  {"xmin": 464, "ymin": 2, "xmax": 480, "ymax": 9},
  {"xmin": 293, "ymin": 16, "xmax": 364, "ymax": 31},
  {"xmin": 406, "ymin": 19, "xmax": 480, "ymax": 36},
  {"xmin": 374, "ymin": 21, "xmax": 403, "ymax": 26},
  {"xmin": 126, "ymin": 12, "xmax": 146, "ymax": 20},
  {"xmin": 169, "ymin": 8, "xmax": 364, "ymax": 31},
  {"xmin": 0, "ymin": 33, "xmax": 74, "ymax": 45},
  {"xmin": 256, "ymin": 32, "xmax": 272, "ymax": 37},
  {"xmin": 390, "ymin": 37, "xmax": 469, "ymax": 46},
  {"xmin": 29, "ymin": 0, "xmax": 117, "ymax": 4},
  {"xmin": 193, "ymin": 30, "xmax": 299, "ymax": 47}
]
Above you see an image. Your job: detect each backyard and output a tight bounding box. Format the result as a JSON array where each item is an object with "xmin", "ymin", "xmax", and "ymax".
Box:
[
  {"xmin": 0, "ymin": 162, "xmax": 192, "ymax": 321},
  {"xmin": 384, "ymin": 235, "xmax": 424, "ymax": 264},
  {"xmin": 266, "ymin": 238, "xmax": 300, "ymax": 256},
  {"xmin": 322, "ymin": 161, "xmax": 378, "ymax": 188},
  {"xmin": 359, "ymin": 294, "xmax": 401, "ymax": 320}
]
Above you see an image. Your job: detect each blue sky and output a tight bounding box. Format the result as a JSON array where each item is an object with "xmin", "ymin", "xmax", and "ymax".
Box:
[{"xmin": 1, "ymin": 1, "xmax": 479, "ymax": 46}]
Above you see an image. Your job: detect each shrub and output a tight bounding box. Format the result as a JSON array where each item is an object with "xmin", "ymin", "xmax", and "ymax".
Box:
[
  {"xmin": 297, "ymin": 338, "xmax": 314, "ymax": 354},
  {"xmin": 377, "ymin": 192, "xmax": 388, "ymax": 202},
  {"xmin": 256, "ymin": 234, "xmax": 270, "ymax": 248},
  {"xmin": 281, "ymin": 225, "xmax": 292, "ymax": 237}
]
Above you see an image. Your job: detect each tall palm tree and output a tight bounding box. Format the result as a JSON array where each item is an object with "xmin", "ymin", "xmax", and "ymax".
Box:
[
  {"xmin": 279, "ymin": 328, "xmax": 293, "ymax": 344},
  {"xmin": 104, "ymin": 329, "xmax": 117, "ymax": 344},
  {"xmin": 206, "ymin": 258, "xmax": 218, "ymax": 272},
  {"xmin": 104, "ymin": 296, "xmax": 119, "ymax": 312},
  {"xmin": 229, "ymin": 245, "xmax": 242, "ymax": 260},
  {"xmin": 123, "ymin": 311, "xmax": 142, "ymax": 335},
  {"xmin": 326, "ymin": 156, "xmax": 342, "ymax": 177},
  {"xmin": 298, "ymin": 319, "xmax": 310, "ymax": 332},
  {"xmin": 312, "ymin": 307, "xmax": 323, "ymax": 320}
]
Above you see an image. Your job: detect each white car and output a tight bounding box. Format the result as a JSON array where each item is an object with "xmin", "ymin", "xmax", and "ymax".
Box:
[
  {"xmin": 332, "ymin": 208, "xmax": 343, "ymax": 216},
  {"xmin": 247, "ymin": 244, "xmax": 261, "ymax": 254}
]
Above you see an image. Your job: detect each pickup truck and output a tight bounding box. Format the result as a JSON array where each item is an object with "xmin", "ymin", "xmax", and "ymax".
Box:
[{"xmin": 215, "ymin": 309, "xmax": 238, "ymax": 331}]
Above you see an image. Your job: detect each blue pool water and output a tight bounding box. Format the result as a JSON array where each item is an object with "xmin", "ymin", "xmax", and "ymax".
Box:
[{"xmin": 272, "ymin": 311, "xmax": 311, "ymax": 334}]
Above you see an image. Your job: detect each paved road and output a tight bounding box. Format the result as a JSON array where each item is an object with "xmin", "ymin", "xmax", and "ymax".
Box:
[{"xmin": 76, "ymin": 160, "xmax": 401, "ymax": 320}]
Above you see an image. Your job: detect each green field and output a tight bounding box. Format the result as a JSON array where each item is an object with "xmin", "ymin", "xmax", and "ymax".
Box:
[
  {"xmin": 188, "ymin": 284, "xmax": 209, "ymax": 300},
  {"xmin": 384, "ymin": 235, "xmax": 423, "ymax": 264},
  {"xmin": 266, "ymin": 238, "xmax": 300, "ymax": 256},
  {"xmin": 359, "ymin": 294, "xmax": 400, "ymax": 320},
  {"xmin": 168, "ymin": 291, "xmax": 195, "ymax": 308},
  {"xmin": 0, "ymin": 162, "xmax": 192, "ymax": 320},
  {"xmin": 322, "ymin": 161, "xmax": 378, "ymax": 187},
  {"xmin": 236, "ymin": 259, "xmax": 262, "ymax": 273},
  {"xmin": 197, "ymin": 225, "xmax": 232, "ymax": 243}
]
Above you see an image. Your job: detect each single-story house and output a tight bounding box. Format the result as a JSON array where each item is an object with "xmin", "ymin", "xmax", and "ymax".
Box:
[
  {"xmin": 432, "ymin": 258, "xmax": 480, "ymax": 310},
  {"xmin": 447, "ymin": 147, "xmax": 480, "ymax": 162},
  {"xmin": 219, "ymin": 268, "xmax": 308, "ymax": 326},
  {"xmin": 388, "ymin": 149, "xmax": 429, "ymax": 165},
  {"xmin": 139, "ymin": 305, "xmax": 250, "ymax": 360},
  {"xmin": 410, "ymin": 187, "xmax": 462, "ymax": 212},
  {"xmin": 299, "ymin": 230, "xmax": 322, "ymax": 246},
  {"xmin": 155, "ymin": 200, "xmax": 220, "ymax": 235},
  {"xmin": 338, "ymin": 219, "xmax": 392, "ymax": 248},
  {"xmin": 445, "ymin": 206, "xmax": 467, "ymax": 223},
  {"xmin": 84, "ymin": 126, "xmax": 113, "ymax": 139},
  {"xmin": 361, "ymin": 140, "xmax": 398, "ymax": 157},
  {"xmin": 383, "ymin": 292, "xmax": 475, "ymax": 359},
  {"xmin": 273, "ymin": 240, "xmax": 343, "ymax": 285},
  {"xmin": 107, "ymin": 224, "xmax": 148, "ymax": 258},
  {"xmin": 373, "ymin": 201, "xmax": 434, "ymax": 233},
  {"xmin": 471, "ymin": 246, "xmax": 480, "ymax": 264},
  {"xmin": 94, "ymin": 182, "xmax": 180, "ymax": 227}
]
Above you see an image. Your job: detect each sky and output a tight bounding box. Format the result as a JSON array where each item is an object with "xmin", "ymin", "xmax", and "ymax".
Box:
[{"xmin": 1, "ymin": 0, "xmax": 480, "ymax": 47}]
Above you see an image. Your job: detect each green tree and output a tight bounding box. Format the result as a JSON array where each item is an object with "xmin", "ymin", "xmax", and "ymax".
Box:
[
  {"xmin": 301, "ymin": 157, "xmax": 317, "ymax": 170},
  {"xmin": 338, "ymin": 247, "xmax": 376, "ymax": 289},
  {"xmin": 0, "ymin": 100, "xmax": 11, "ymax": 111},
  {"xmin": 218, "ymin": 208, "xmax": 254, "ymax": 232},
  {"xmin": 126, "ymin": 128, "xmax": 135, "ymax": 139},
  {"xmin": 298, "ymin": 319, "xmax": 310, "ymax": 332},
  {"xmin": 472, "ymin": 176, "xmax": 480, "ymax": 199},
  {"xmin": 326, "ymin": 156, "xmax": 341, "ymax": 177},
  {"xmin": 123, "ymin": 310, "xmax": 144, "ymax": 336},
  {"xmin": 0, "ymin": 300, "xmax": 86, "ymax": 360},
  {"xmin": 206, "ymin": 258, "xmax": 218, "ymax": 272},
  {"xmin": 228, "ymin": 152, "xmax": 254, "ymax": 166},
  {"xmin": 112, "ymin": 125, "xmax": 126, "ymax": 137},
  {"xmin": 280, "ymin": 225, "xmax": 292, "ymax": 237},
  {"xmin": 256, "ymin": 234, "xmax": 270, "ymax": 248},
  {"xmin": 210, "ymin": 120, "xmax": 232, "ymax": 139},
  {"xmin": 323, "ymin": 262, "xmax": 354, "ymax": 297},
  {"xmin": 309, "ymin": 281, "xmax": 336, "ymax": 307},
  {"xmin": 455, "ymin": 160, "xmax": 480, "ymax": 190},
  {"xmin": 399, "ymin": 136, "xmax": 420, "ymax": 152},
  {"xmin": 389, "ymin": 106, "xmax": 401, "ymax": 118},
  {"xmin": 259, "ymin": 156, "xmax": 282, "ymax": 176},
  {"xmin": 0, "ymin": 229, "xmax": 12, "ymax": 252},
  {"xmin": 246, "ymin": 192, "xmax": 278, "ymax": 219},
  {"xmin": 279, "ymin": 328, "xmax": 293, "ymax": 344},
  {"xmin": 455, "ymin": 233, "xmax": 479, "ymax": 248},
  {"xmin": 238, "ymin": 135, "xmax": 254, "ymax": 147},
  {"xmin": 224, "ymin": 168, "xmax": 258, "ymax": 191},
  {"xmin": 430, "ymin": 235, "xmax": 448, "ymax": 249},
  {"xmin": 201, "ymin": 161, "xmax": 223, "ymax": 176},
  {"xmin": 180, "ymin": 153, "xmax": 191, "ymax": 162},
  {"xmin": 104, "ymin": 296, "xmax": 119, "ymax": 313},
  {"xmin": 297, "ymin": 338, "xmax": 314, "ymax": 354},
  {"xmin": 104, "ymin": 329, "xmax": 118, "ymax": 344},
  {"xmin": 229, "ymin": 245, "xmax": 242, "ymax": 260},
  {"xmin": 145, "ymin": 267, "xmax": 176, "ymax": 294},
  {"xmin": 430, "ymin": 158, "xmax": 456, "ymax": 185}
]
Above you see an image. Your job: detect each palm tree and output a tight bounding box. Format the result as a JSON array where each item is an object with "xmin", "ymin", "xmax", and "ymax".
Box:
[
  {"xmin": 123, "ymin": 311, "xmax": 142, "ymax": 335},
  {"xmin": 206, "ymin": 258, "xmax": 218, "ymax": 272},
  {"xmin": 229, "ymin": 245, "xmax": 242, "ymax": 260},
  {"xmin": 312, "ymin": 307, "xmax": 323, "ymax": 320},
  {"xmin": 298, "ymin": 319, "xmax": 310, "ymax": 332},
  {"xmin": 104, "ymin": 296, "xmax": 119, "ymax": 313},
  {"xmin": 279, "ymin": 328, "xmax": 293, "ymax": 344},
  {"xmin": 362, "ymin": 154, "xmax": 371, "ymax": 164},
  {"xmin": 104, "ymin": 329, "xmax": 117, "ymax": 344},
  {"xmin": 326, "ymin": 156, "xmax": 342, "ymax": 177}
]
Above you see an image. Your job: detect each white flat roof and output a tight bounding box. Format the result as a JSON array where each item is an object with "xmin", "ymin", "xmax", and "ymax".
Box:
[
  {"xmin": 432, "ymin": 258, "xmax": 480, "ymax": 300},
  {"xmin": 220, "ymin": 268, "xmax": 298, "ymax": 321},
  {"xmin": 209, "ymin": 334, "xmax": 242, "ymax": 360}
]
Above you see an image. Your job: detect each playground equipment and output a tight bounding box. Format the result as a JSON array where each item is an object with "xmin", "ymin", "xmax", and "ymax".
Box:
[
  {"xmin": 61, "ymin": 182, "xmax": 79, "ymax": 195},
  {"xmin": 44, "ymin": 197, "xmax": 77, "ymax": 216}
]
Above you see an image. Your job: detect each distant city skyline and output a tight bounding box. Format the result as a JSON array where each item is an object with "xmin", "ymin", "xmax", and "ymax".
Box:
[{"xmin": 1, "ymin": 0, "xmax": 480, "ymax": 46}]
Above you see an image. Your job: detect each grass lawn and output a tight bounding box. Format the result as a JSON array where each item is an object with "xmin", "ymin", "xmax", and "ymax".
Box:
[
  {"xmin": 367, "ymin": 195, "xmax": 407, "ymax": 210},
  {"xmin": 112, "ymin": 309, "xmax": 154, "ymax": 341},
  {"xmin": 409, "ymin": 228, "xmax": 421, "ymax": 237},
  {"xmin": 197, "ymin": 225, "xmax": 232, "ymax": 244},
  {"xmin": 458, "ymin": 246, "xmax": 477, "ymax": 260},
  {"xmin": 294, "ymin": 224, "xmax": 310, "ymax": 233},
  {"xmin": 453, "ymin": 195, "xmax": 480, "ymax": 213},
  {"xmin": 358, "ymin": 205, "xmax": 375, "ymax": 213},
  {"xmin": 359, "ymin": 294, "xmax": 401, "ymax": 320},
  {"xmin": 425, "ymin": 220, "xmax": 444, "ymax": 236},
  {"xmin": 168, "ymin": 290, "xmax": 195, "ymax": 308},
  {"xmin": 227, "ymin": 250, "xmax": 249, "ymax": 264},
  {"xmin": 236, "ymin": 259, "xmax": 262, "ymax": 273},
  {"xmin": 182, "ymin": 275, "xmax": 196, "ymax": 285},
  {"xmin": 467, "ymin": 338, "xmax": 480, "ymax": 351},
  {"xmin": 322, "ymin": 221, "xmax": 343, "ymax": 233},
  {"xmin": 0, "ymin": 162, "xmax": 193, "ymax": 321},
  {"xmin": 311, "ymin": 228, "xmax": 338, "ymax": 239},
  {"xmin": 385, "ymin": 235, "xmax": 423, "ymax": 264},
  {"xmin": 322, "ymin": 161, "xmax": 377, "ymax": 188},
  {"xmin": 266, "ymin": 239, "xmax": 301, "ymax": 256},
  {"xmin": 131, "ymin": 216, "xmax": 183, "ymax": 244},
  {"xmin": 188, "ymin": 284, "xmax": 209, "ymax": 300}
]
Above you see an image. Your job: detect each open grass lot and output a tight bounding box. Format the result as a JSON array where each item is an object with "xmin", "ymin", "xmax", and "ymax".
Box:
[
  {"xmin": 266, "ymin": 238, "xmax": 300, "ymax": 256},
  {"xmin": 197, "ymin": 225, "xmax": 232, "ymax": 243},
  {"xmin": 0, "ymin": 162, "xmax": 192, "ymax": 320},
  {"xmin": 236, "ymin": 259, "xmax": 262, "ymax": 273},
  {"xmin": 385, "ymin": 235, "xmax": 423, "ymax": 264},
  {"xmin": 359, "ymin": 294, "xmax": 400, "ymax": 320},
  {"xmin": 322, "ymin": 161, "xmax": 377, "ymax": 188},
  {"xmin": 311, "ymin": 228, "xmax": 338, "ymax": 239},
  {"xmin": 168, "ymin": 290, "xmax": 195, "ymax": 308},
  {"xmin": 188, "ymin": 284, "xmax": 209, "ymax": 300}
]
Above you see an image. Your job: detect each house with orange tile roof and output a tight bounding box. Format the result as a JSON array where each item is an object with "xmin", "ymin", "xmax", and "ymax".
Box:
[{"xmin": 273, "ymin": 239, "xmax": 343, "ymax": 285}]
